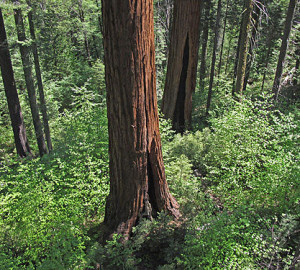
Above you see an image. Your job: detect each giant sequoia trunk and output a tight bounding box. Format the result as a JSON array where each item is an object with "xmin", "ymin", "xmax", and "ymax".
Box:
[
  {"xmin": 0, "ymin": 9, "xmax": 31, "ymax": 157},
  {"xmin": 14, "ymin": 6, "xmax": 47, "ymax": 156},
  {"xmin": 162, "ymin": 0, "xmax": 202, "ymax": 133},
  {"xmin": 27, "ymin": 8, "xmax": 53, "ymax": 152},
  {"xmin": 272, "ymin": 0, "xmax": 296, "ymax": 100},
  {"xmin": 101, "ymin": 0, "xmax": 180, "ymax": 239},
  {"xmin": 234, "ymin": 0, "xmax": 253, "ymax": 98}
]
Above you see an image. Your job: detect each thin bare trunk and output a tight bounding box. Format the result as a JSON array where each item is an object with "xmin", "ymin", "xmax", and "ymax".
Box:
[
  {"xmin": 217, "ymin": 0, "xmax": 229, "ymax": 77},
  {"xmin": 234, "ymin": 0, "xmax": 253, "ymax": 98},
  {"xmin": 206, "ymin": 0, "xmax": 222, "ymax": 115},
  {"xmin": 27, "ymin": 9, "xmax": 53, "ymax": 152},
  {"xmin": 13, "ymin": 6, "xmax": 47, "ymax": 156},
  {"xmin": 199, "ymin": 0, "xmax": 211, "ymax": 91},
  {"xmin": 243, "ymin": 2, "xmax": 261, "ymax": 92},
  {"xmin": 272, "ymin": 0, "xmax": 297, "ymax": 100},
  {"xmin": 0, "ymin": 8, "xmax": 31, "ymax": 157}
]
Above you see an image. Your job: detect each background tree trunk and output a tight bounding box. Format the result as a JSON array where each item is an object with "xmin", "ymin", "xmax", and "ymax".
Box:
[
  {"xmin": 199, "ymin": 0, "xmax": 211, "ymax": 91},
  {"xmin": 272, "ymin": 0, "xmax": 297, "ymax": 100},
  {"xmin": 0, "ymin": 8, "xmax": 31, "ymax": 157},
  {"xmin": 217, "ymin": 0, "xmax": 229, "ymax": 77},
  {"xmin": 206, "ymin": 0, "xmax": 222, "ymax": 115},
  {"xmin": 234, "ymin": 0, "xmax": 253, "ymax": 98},
  {"xmin": 101, "ymin": 0, "xmax": 180, "ymax": 239},
  {"xmin": 27, "ymin": 9, "xmax": 53, "ymax": 152},
  {"xmin": 162, "ymin": 0, "xmax": 202, "ymax": 133},
  {"xmin": 243, "ymin": 2, "xmax": 261, "ymax": 92},
  {"xmin": 13, "ymin": 6, "xmax": 47, "ymax": 156}
]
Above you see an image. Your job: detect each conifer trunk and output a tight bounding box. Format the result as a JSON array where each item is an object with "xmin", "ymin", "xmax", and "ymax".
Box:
[
  {"xmin": 101, "ymin": 0, "xmax": 180, "ymax": 239},
  {"xmin": 272, "ymin": 0, "xmax": 297, "ymax": 100},
  {"xmin": 13, "ymin": 6, "xmax": 47, "ymax": 156},
  {"xmin": 0, "ymin": 9, "xmax": 31, "ymax": 157},
  {"xmin": 27, "ymin": 9, "xmax": 53, "ymax": 152},
  {"xmin": 234, "ymin": 0, "xmax": 253, "ymax": 98},
  {"xmin": 162, "ymin": 0, "xmax": 202, "ymax": 133},
  {"xmin": 206, "ymin": 0, "xmax": 222, "ymax": 115},
  {"xmin": 199, "ymin": 0, "xmax": 211, "ymax": 91}
]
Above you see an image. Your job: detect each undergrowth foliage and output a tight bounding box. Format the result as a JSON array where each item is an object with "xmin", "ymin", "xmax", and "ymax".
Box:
[
  {"xmin": 0, "ymin": 94, "xmax": 299, "ymax": 269},
  {"xmin": 0, "ymin": 96, "xmax": 109, "ymax": 269}
]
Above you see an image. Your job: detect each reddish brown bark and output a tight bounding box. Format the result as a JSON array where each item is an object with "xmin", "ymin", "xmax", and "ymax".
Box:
[
  {"xmin": 101, "ymin": 0, "xmax": 180, "ymax": 239},
  {"xmin": 162, "ymin": 0, "xmax": 202, "ymax": 133},
  {"xmin": 0, "ymin": 8, "xmax": 31, "ymax": 157}
]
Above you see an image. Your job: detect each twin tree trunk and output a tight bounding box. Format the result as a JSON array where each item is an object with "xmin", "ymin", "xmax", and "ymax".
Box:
[
  {"xmin": 234, "ymin": 0, "xmax": 253, "ymax": 97},
  {"xmin": 27, "ymin": 8, "xmax": 53, "ymax": 152},
  {"xmin": 272, "ymin": 0, "xmax": 297, "ymax": 100},
  {"xmin": 162, "ymin": 0, "xmax": 202, "ymax": 133},
  {"xmin": 0, "ymin": 9, "xmax": 31, "ymax": 157},
  {"xmin": 101, "ymin": 0, "xmax": 180, "ymax": 239},
  {"xmin": 14, "ymin": 6, "xmax": 48, "ymax": 156}
]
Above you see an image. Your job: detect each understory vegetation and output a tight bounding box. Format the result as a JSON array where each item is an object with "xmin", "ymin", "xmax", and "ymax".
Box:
[
  {"xmin": 1, "ymin": 91, "xmax": 299, "ymax": 269},
  {"xmin": 1, "ymin": 0, "xmax": 299, "ymax": 269}
]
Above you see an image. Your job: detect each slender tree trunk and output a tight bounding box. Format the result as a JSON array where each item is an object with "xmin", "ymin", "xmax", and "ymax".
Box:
[
  {"xmin": 206, "ymin": 0, "xmax": 222, "ymax": 115},
  {"xmin": 232, "ymin": 10, "xmax": 243, "ymax": 96},
  {"xmin": 27, "ymin": 9, "xmax": 53, "ymax": 152},
  {"xmin": 224, "ymin": 35, "xmax": 232, "ymax": 74},
  {"xmin": 294, "ymin": 49, "xmax": 299, "ymax": 85},
  {"xmin": 234, "ymin": 0, "xmax": 253, "ymax": 98},
  {"xmin": 101, "ymin": 0, "xmax": 180, "ymax": 240},
  {"xmin": 217, "ymin": 0, "xmax": 229, "ymax": 77},
  {"xmin": 199, "ymin": 0, "xmax": 211, "ymax": 91},
  {"xmin": 261, "ymin": 44, "xmax": 272, "ymax": 92},
  {"xmin": 162, "ymin": 0, "xmax": 203, "ymax": 133},
  {"xmin": 272, "ymin": 0, "xmax": 297, "ymax": 100},
  {"xmin": 0, "ymin": 9, "xmax": 31, "ymax": 157},
  {"xmin": 13, "ymin": 6, "xmax": 47, "ymax": 156},
  {"xmin": 78, "ymin": 0, "xmax": 92, "ymax": 66},
  {"xmin": 243, "ymin": 2, "xmax": 261, "ymax": 92}
]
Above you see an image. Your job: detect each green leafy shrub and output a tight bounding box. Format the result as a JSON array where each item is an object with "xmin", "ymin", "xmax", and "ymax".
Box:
[
  {"xmin": 0, "ymin": 101, "xmax": 109, "ymax": 269},
  {"xmin": 205, "ymin": 98, "xmax": 299, "ymax": 210}
]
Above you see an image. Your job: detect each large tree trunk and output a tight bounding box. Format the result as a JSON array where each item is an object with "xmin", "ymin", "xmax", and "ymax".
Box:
[
  {"xmin": 13, "ymin": 6, "xmax": 47, "ymax": 156},
  {"xmin": 27, "ymin": 9, "xmax": 53, "ymax": 152},
  {"xmin": 0, "ymin": 8, "xmax": 31, "ymax": 157},
  {"xmin": 234, "ymin": 0, "xmax": 253, "ymax": 98},
  {"xmin": 101, "ymin": 0, "xmax": 180, "ymax": 240},
  {"xmin": 206, "ymin": 0, "xmax": 222, "ymax": 115},
  {"xmin": 272, "ymin": 0, "xmax": 297, "ymax": 100},
  {"xmin": 199, "ymin": 0, "xmax": 211, "ymax": 91},
  {"xmin": 162, "ymin": 0, "xmax": 202, "ymax": 133}
]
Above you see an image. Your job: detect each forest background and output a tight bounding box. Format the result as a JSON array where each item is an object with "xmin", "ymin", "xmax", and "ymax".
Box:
[{"xmin": 0, "ymin": 0, "xmax": 299, "ymax": 269}]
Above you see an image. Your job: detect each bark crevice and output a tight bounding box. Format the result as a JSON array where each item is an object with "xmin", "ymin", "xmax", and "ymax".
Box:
[{"xmin": 173, "ymin": 35, "xmax": 189, "ymax": 134}]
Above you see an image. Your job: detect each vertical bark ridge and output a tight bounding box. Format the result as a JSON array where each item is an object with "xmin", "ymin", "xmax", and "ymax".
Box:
[
  {"xmin": 173, "ymin": 35, "xmax": 189, "ymax": 133},
  {"xmin": 101, "ymin": 0, "xmax": 179, "ymax": 240}
]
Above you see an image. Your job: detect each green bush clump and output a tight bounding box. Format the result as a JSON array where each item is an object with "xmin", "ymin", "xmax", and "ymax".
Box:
[
  {"xmin": 180, "ymin": 209, "xmax": 299, "ymax": 269},
  {"xmin": 205, "ymin": 98, "xmax": 299, "ymax": 209},
  {"xmin": 0, "ymin": 101, "xmax": 109, "ymax": 269}
]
